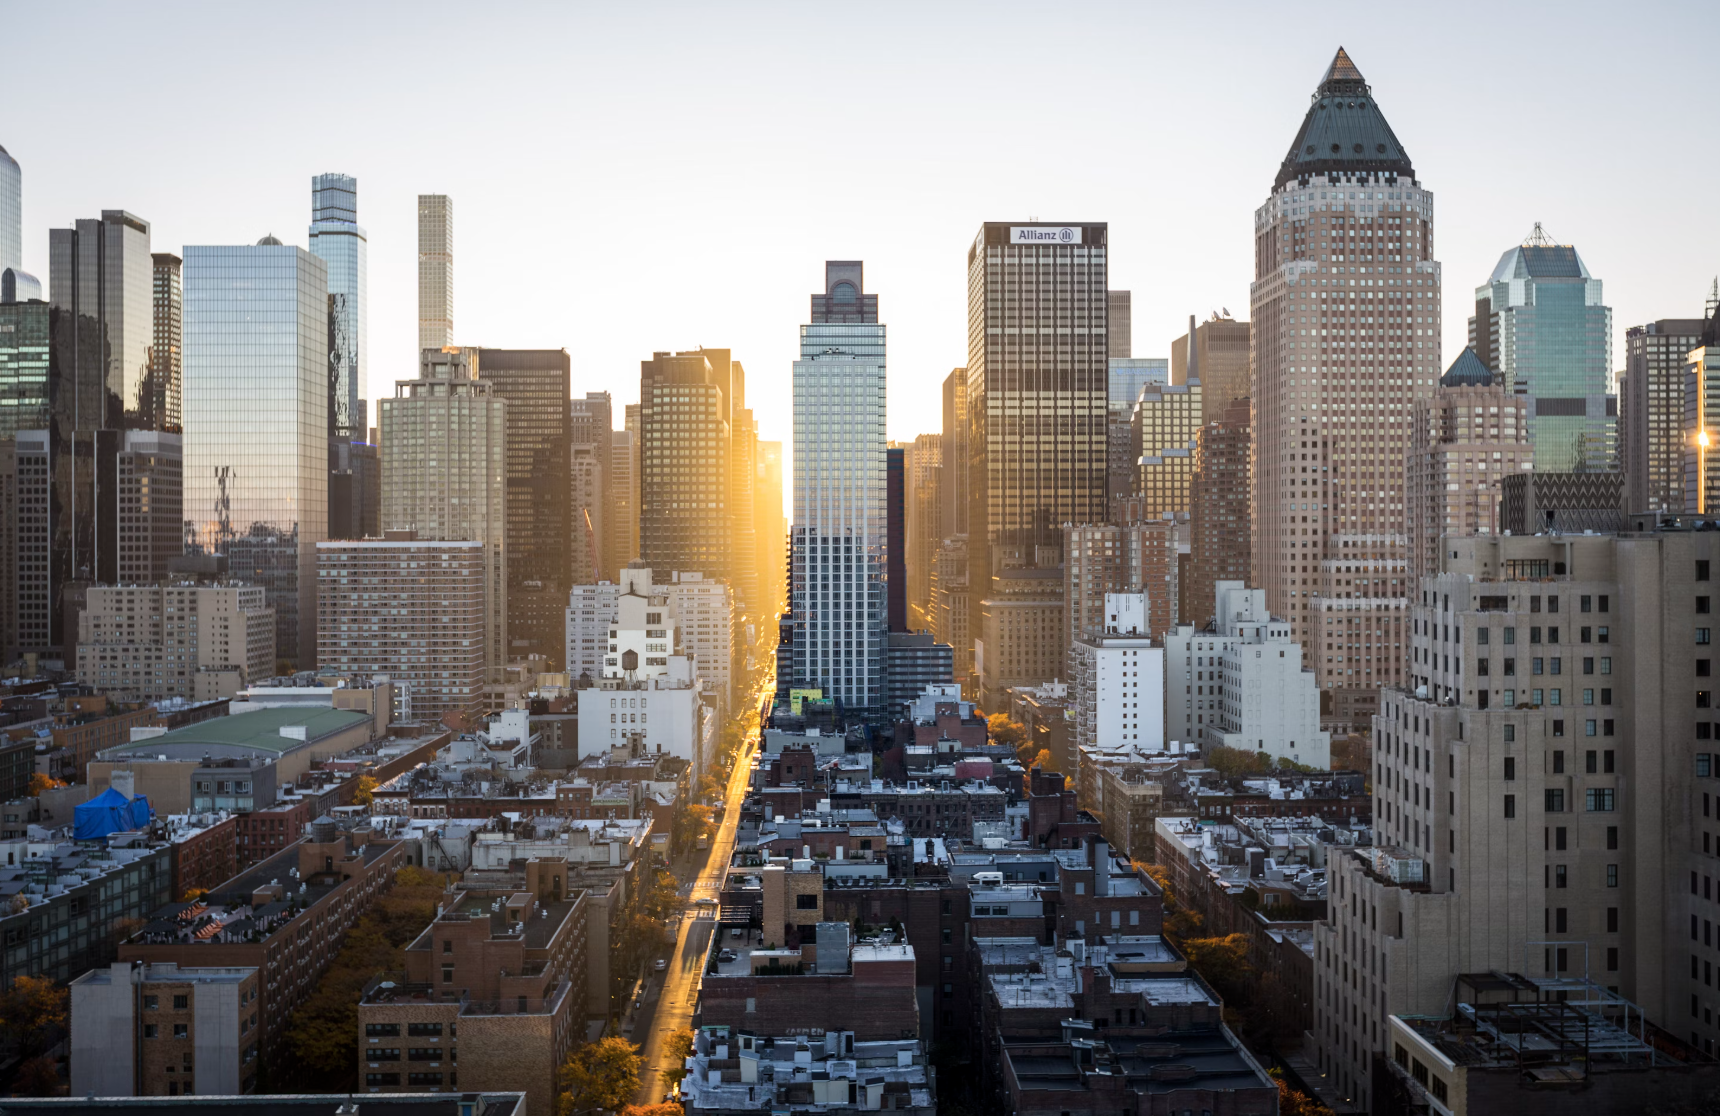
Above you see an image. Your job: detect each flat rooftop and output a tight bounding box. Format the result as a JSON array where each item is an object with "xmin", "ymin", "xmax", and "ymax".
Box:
[
  {"xmin": 1006, "ymin": 1029, "xmax": 1272, "ymax": 1096},
  {"xmin": 0, "ymin": 1095, "xmax": 523, "ymax": 1116},
  {"xmin": 100, "ymin": 706, "xmax": 372, "ymax": 761}
]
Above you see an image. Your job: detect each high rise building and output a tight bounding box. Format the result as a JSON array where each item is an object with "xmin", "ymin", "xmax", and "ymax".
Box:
[
  {"xmin": 639, "ymin": 349, "xmax": 733, "ymax": 588},
  {"xmin": 729, "ymin": 390, "xmax": 760, "ymax": 620},
  {"xmin": 79, "ymin": 578, "xmax": 274, "ymax": 702},
  {"xmin": 115, "ymin": 431, "xmax": 182, "ymax": 587},
  {"xmin": 0, "ymin": 144, "xmax": 19, "ymax": 275},
  {"xmin": 966, "ymin": 223, "xmax": 1109, "ymax": 591},
  {"xmin": 787, "ymin": 262, "xmax": 887, "ymax": 709},
  {"xmin": 1622, "ymin": 315, "xmax": 1707, "ymax": 515},
  {"xmin": 564, "ymin": 581, "xmax": 620, "ymax": 682},
  {"xmin": 976, "ymin": 567, "xmax": 1065, "ymax": 712},
  {"xmin": 930, "ymin": 371, "xmax": 971, "ymax": 684},
  {"xmin": 755, "ymin": 438, "xmax": 786, "ymax": 624},
  {"xmin": 1064, "ymin": 521, "xmax": 1178, "ymax": 665},
  {"xmin": 379, "ymin": 347, "xmax": 507, "ymax": 675},
  {"xmin": 1317, "ymin": 530, "xmax": 1720, "ymax": 1109},
  {"xmin": 317, "ymin": 535, "xmax": 485, "ymax": 721},
  {"xmin": 476, "ymin": 348, "xmax": 572, "ymax": 667},
  {"xmin": 886, "ymin": 444, "xmax": 907, "ymax": 633},
  {"xmin": 904, "ymin": 433, "xmax": 942, "ymax": 630},
  {"xmin": 1405, "ymin": 349, "xmax": 1533, "ymax": 584},
  {"xmin": 608, "ymin": 428, "xmax": 637, "ymax": 580},
  {"xmin": 1251, "ymin": 48, "xmax": 1440, "ymax": 732},
  {"xmin": 1107, "ymin": 357, "xmax": 1167, "ymax": 501},
  {"xmin": 20, "ymin": 211, "xmax": 177, "ymax": 667},
  {"xmin": 148, "ymin": 253, "xmax": 181, "ymax": 434},
  {"xmin": 668, "ymin": 570, "xmax": 734, "ymax": 714},
  {"xmin": 570, "ymin": 391, "xmax": 614, "ymax": 582},
  {"xmin": 417, "ymin": 194, "xmax": 453, "ymax": 352},
  {"xmin": 1069, "ymin": 592, "xmax": 1164, "ymax": 757},
  {"xmin": 1471, "ymin": 225, "xmax": 1614, "ymax": 473},
  {"xmin": 1132, "ymin": 375, "xmax": 1201, "ymax": 521},
  {"xmin": 571, "ymin": 442, "xmax": 605, "ymax": 586},
  {"xmin": 1106, "ymin": 290, "xmax": 1132, "ymax": 359},
  {"xmin": 1170, "ymin": 312, "xmax": 1251, "ymax": 423},
  {"xmin": 308, "ymin": 173, "xmax": 366, "ymax": 443},
  {"xmin": 183, "ymin": 237, "xmax": 328, "ymax": 669},
  {"xmin": 1686, "ymin": 310, "xmax": 1720, "ymax": 514},
  {"xmin": 1187, "ymin": 395, "xmax": 1253, "ymax": 629}
]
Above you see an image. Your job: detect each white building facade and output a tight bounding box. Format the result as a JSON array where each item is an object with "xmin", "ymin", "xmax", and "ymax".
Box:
[
  {"xmin": 1071, "ymin": 593, "xmax": 1167, "ymax": 761},
  {"xmin": 565, "ymin": 581, "xmax": 620, "ymax": 682},
  {"xmin": 1164, "ymin": 581, "xmax": 1328, "ymax": 766},
  {"xmin": 667, "ymin": 571, "xmax": 734, "ymax": 714}
]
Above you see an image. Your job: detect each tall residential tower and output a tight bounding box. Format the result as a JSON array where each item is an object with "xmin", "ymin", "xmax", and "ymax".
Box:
[
  {"xmin": 786, "ymin": 262, "xmax": 887, "ymax": 709},
  {"xmin": 417, "ymin": 194, "xmax": 453, "ymax": 352}
]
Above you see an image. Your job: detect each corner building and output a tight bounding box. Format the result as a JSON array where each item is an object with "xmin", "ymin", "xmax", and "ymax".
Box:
[
  {"xmin": 1312, "ymin": 529, "xmax": 1720, "ymax": 1110},
  {"xmin": 1251, "ymin": 48, "xmax": 1441, "ymax": 731}
]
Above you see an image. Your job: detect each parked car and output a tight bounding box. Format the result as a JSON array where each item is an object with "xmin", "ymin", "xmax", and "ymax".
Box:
[
  {"xmin": 717, "ymin": 948, "xmax": 738, "ymax": 963},
  {"xmin": 654, "ymin": 958, "xmax": 667, "ymax": 972}
]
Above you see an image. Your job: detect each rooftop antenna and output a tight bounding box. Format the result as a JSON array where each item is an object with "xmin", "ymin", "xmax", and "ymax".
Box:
[{"xmin": 1523, "ymin": 222, "xmax": 1560, "ymax": 247}]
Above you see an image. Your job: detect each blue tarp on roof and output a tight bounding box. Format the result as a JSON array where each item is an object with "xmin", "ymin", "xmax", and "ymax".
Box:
[{"xmin": 72, "ymin": 787, "xmax": 154, "ymax": 841}]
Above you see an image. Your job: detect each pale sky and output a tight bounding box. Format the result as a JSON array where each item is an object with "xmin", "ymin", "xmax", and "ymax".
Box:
[{"xmin": 8, "ymin": 1, "xmax": 1717, "ymax": 480}]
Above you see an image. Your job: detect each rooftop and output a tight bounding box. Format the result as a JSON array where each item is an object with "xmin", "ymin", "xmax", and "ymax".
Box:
[
  {"xmin": 100, "ymin": 707, "xmax": 371, "ymax": 761},
  {"xmin": 0, "ymin": 1095, "xmax": 524, "ymax": 1115},
  {"xmin": 1005, "ymin": 1028, "xmax": 1273, "ymax": 1096}
]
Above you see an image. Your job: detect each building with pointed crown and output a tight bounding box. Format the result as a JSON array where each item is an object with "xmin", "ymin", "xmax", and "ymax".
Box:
[{"xmin": 1250, "ymin": 47, "xmax": 1442, "ymax": 735}]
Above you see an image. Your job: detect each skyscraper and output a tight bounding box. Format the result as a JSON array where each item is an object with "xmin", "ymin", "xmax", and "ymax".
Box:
[
  {"xmin": 183, "ymin": 237, "xmax": 329, "ymax": 669},
  {"xmin": 1107, "ymin": 357, "xmax": 1167, "ymax": 501},
  {"xmin": 1404, "ymin": 349, "xmax": 1533, "ymax": 583},
  {"xmin": 608, "ymin": 428, "xmax": 637, "ymax": 580},
  {"xmin": 1471, "ymin": 224, "xmax": 1614, "ymax": 473},
  {"xmin": 417, "ymin": 194, "xmax": 453, "ymax": 352},
  {"xmin": 966, "ymin": 223, "xmax": 1109, "ymax": 594},
  {"xmin": 1170, "ymin": 312, "xmax": 1250, "ymax": 423},
  {"xmin": 1187, "ymin": 395, "xmax": 1253, "ymax": 629},
  {"xmin": 886, "ymin": 444, "xmax": 906, "ymax": 633},
  {"xmin": 754, "ymin": 438, "xmax": 786, "ymax": 623},
  {"xmin": 378, "ymin": 347, "xmax": 507, "ymax": 676},
  {"xmin": 904, "ymin": 433, "xmax": 942, "ymax": 630},
  {"xmin": 1106, "ymin": 290, "xmax": 1132, "ymax": 359},
  {"xmin": 1622, "ymin": 315, "xmax": 1708, "ymax": 514},
  {"xmin": 0, "ymin": 144, "xmax": 19, "ymax": 275},
  {"xmin": 476, "ymin": 348, "xmax": 571, "ymax": 666},
  {"xmin": 149, "ymin": 253, "xmax": 182, "ymax": 434},
  {"xmin": 787, "ymin": 262, "xmax": 886, "ymax": 709},
  {"xmin": 19, "ymin": 209, "xmax": 176, "ymax": 667},
  {"xmin": 639, "ymin": 348, "xmax": 733, "ymax": 587},
  {"xmin": 1251, "ymin": 48, "xmax": 1439, "ymax": 730},
  {"xmin": 308, "ymin": 173, "xmax": 366, "ymax": 442},
  {"xmin": 931, "ymin": 369, "xmax": 971, "ymax": 682}
]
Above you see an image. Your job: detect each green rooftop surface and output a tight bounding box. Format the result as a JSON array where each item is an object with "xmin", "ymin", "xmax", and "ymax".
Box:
[{"xmin": 105, "ymin": 706, "xmax": 371, "ymax": 757}]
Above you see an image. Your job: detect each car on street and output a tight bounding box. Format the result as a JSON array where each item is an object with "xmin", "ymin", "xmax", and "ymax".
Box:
[
  {"xmin": 654, "ymin": 958, "xmax": 667, "ymax": 972},
  {"xmin": 694, "ymin": 897, "xmax": 717, "ymax": 906}
]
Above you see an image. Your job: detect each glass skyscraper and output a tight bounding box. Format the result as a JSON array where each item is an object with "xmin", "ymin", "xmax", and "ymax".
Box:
[
  {"xmin": 788, "ymin": 261, "xmax": 886, "ymax": 710},
  {"xmin": 1471, "ymin": 228, "xmax": 1614, "ymax": 472},
  {"xmin": 0, "ymin": 144, "xmax": 19, "ymax": 275},
  {"xmin": 183, "ymin": 237, "xmax": 329, "ymax": 668},
  {"xmin": 308, "ymin": 173, "xmax": 367, "ymax": 442}
]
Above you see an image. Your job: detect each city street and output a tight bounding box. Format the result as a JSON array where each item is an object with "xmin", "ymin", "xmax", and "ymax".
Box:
[{"xmin": 631, "ymin": 676, "xmax": 767, "ymax": 1105}]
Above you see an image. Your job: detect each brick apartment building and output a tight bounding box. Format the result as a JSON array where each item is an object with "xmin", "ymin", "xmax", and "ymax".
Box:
[
  {"xmin": 358, "ymin": 859, "xmax": 589, "ymax": 1115},
  {"xmin": 120, "ymin": 821, "xmax": 407, "ymax": 1084},
  {"xmin": 70, "ymin": 961, "xmax": 262, "ymax": 1097}
]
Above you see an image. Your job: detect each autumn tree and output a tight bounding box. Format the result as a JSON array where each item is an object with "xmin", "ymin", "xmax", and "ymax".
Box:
[
  {"xmin": 660, "ymin": 1027, "xmax": 695, "ymax": 1087},
  {"xmin": 1029, "ymin": 748, "xmax": 1055, "ymax": 773},
  {"xmin": 0, "ymin": 975, "xmax": 67, "ymax": 1060},
  {"xmin": 278, "ymin": 866, "xmax": 447, "ymax": 1092},
  {"xmin": 620, "ymin": 1106, "xmax": 683, "ymax": 1116},
  {"xmin": 26, "ymin": 773, "xmax": 65, "ymax": 796},
  {"xmin": 986, "ymin": 712, "xmax": 1026, "ymax": 748},
  {"xmin": 350, "ymin": 774, "xmax": 378, "ymax": 807},
  {"xmin": 560, "ymin": 1035, "xmax": 644, "ymax": 1116},
  {"xmin": 1271, "ymin": 1068, "xmax": 1334, "ymax": 1116},
  {"xmin": 1180, "ymin": 934, "xmax": 1252, "ymax": 1004}
]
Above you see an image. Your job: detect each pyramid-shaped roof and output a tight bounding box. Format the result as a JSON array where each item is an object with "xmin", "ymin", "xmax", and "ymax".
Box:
[
  {"xmin": 1275, "ymin": 48, "xmax": 1415, "ymax": 190},
  {"xmin": 1440, "ymin": 347, "xmax": 1495, "ymax": 388}
]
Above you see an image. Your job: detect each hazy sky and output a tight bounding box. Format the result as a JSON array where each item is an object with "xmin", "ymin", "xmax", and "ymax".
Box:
[{"xmin": 8, "ymin": 1, "xmax": 1717, "ymax": 478}]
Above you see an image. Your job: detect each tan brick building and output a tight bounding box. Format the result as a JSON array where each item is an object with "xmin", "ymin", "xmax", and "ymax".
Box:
[
  {"xmin": 358, "ymin": 860, "xmax": 588, "ymax": 1115},
  {"xmin": 70, "ymin": 961, "xmax": 261, "ymax": 1098}
]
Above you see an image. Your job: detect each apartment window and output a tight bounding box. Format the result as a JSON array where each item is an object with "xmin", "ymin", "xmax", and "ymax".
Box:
[
  {"xmin": 1555, "ymin": 908, "xmax": 1568, "ymax": 933},
  {"xmin": 1607, "ymin": 864, "xmax": 1619, "ymax": 887},
  {"xmin": 1608, "ymin": 907, "xmax": 1619, "ymax": 933},
  {"xmin": 1556, "ymin": 865, "xmax": 1568, "ymax": 887},
  {"xmin": 1586, "ymin": 788, "xmax": 1617, "ymax": 812},
  {"xmin": 173, "ymin": 995, "xmax": 188, "ymax": 1010},
  {"xmin": 173, "ymin": 1024, "xmax": 188, "ymax": 1039},
  {"xmin": 1545, "ymin": 789, "xmax": 1566, "ymax": 812},
  {"xmin": 365, "ymin": 1023, "xmax": 400, "ymax": 1037},
  {"xmin": 1608, "ymin": 826, "xmax": 1619, "ymax": 850},
  {"xmin": 1702, "ymin": 598, "xmax": 1713, "ymax": 615},
  {"xmin": 1607, "ymin": 947, "xmax": 1619, "ymax": 972},
  {"xmin": 1584, "ymin": 658, "xmax": 1594, "ymax": 675},
  {"xmin": 1504, "ymin": 795, "xmax": 1517, "ymax": 819},
  {"xmin": 1504, "ymin": 757, "xmax": 1516, "ymax": 780},
  {"xmin": 1701, "ymin": 629, "xmax": 1712, "ymax": 645},
  {"xmin": 1504, "ymin": 724, "xmax": 1516, "ymax": 743},
  {"xmin": 1555, "ymin": 826, "xmax": 1568, "ymax": 850},
  {"xmin": 1553, "ymin": 750, "xmax": 1566, "ymax": 774},
  {"xmin": 1605, "ymin": 750, "xmax": 1615, "ymax": 773},
  {"xmin": 143, "ymin": 1024, "xmax": 158, "ymax": 1039},
  {"xmin": 1586, "ymin": 719, "xmax": 1597, "ymax": 736},
  {"xmin": 441, "ymin": 965, "xmax": 454, "ymax": 984},
  {"xmin": 143, "ymin": 996, "xmax": 158, "ymax": 1010}
]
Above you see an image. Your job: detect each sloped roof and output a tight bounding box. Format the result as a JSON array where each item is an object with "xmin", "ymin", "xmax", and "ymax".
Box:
[
  {"xmin": 1275, "ymin": 48, "xmax": 1414, "ymax": 189},
  {"xmin": 1441, "ymin": 347, "xmax": 1495, "ymax": 388},
  {"xmin": 1489, "ymin": 244, "xmax": 1590, "ymax": 283}
]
